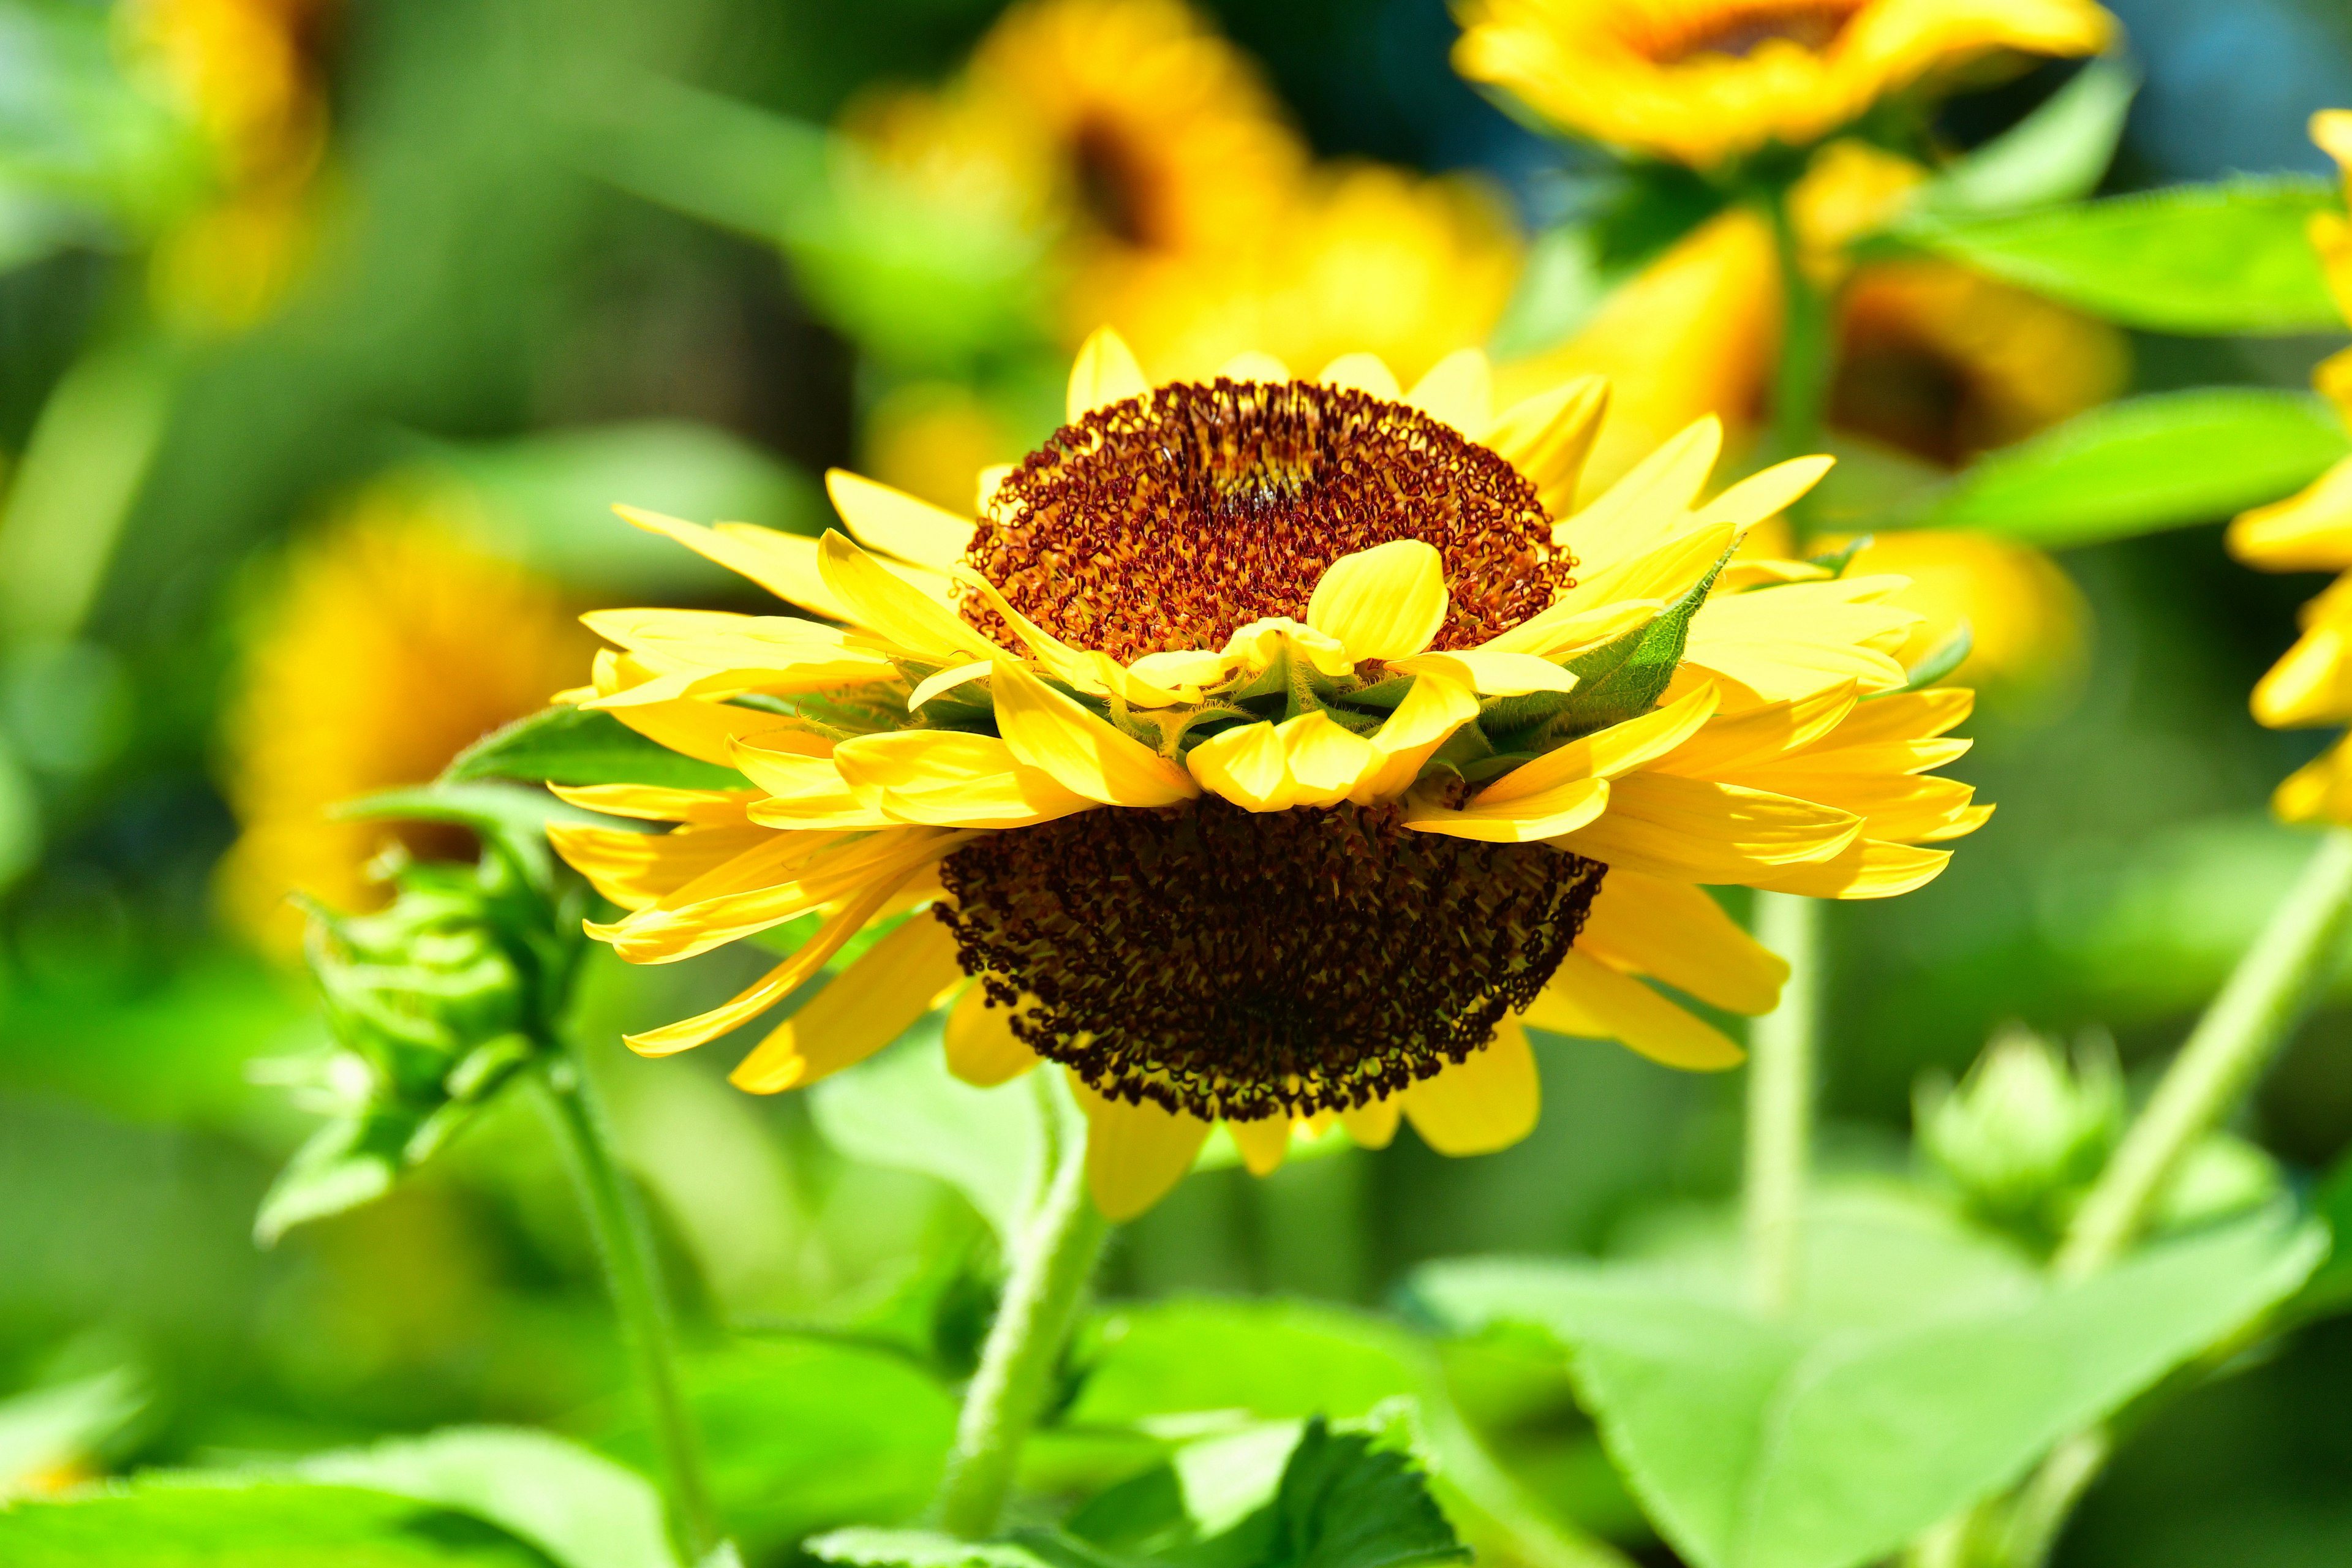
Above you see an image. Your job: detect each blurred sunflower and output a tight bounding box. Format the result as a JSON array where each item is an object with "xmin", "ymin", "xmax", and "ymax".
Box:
[
  {"xmin": 2228, "ymin": 110, "xmax": 2352, "ymax": 823},
  {"xmin": 219, "ymin": 487, "xmax": 587, "ymax": 953},
  {"xmin": 549, "ymin": 328, "xmax": 1985, "ymax": 1219},
  {"xmin": 1453, "ymin": 0, "xmax": 2116, "ymax": 169},
  {"xmin": 1504, "ymin": 141, "xmax": 2119, "ymax": 696},
  {"xmin": 126, "ymin": 0, "xmax": 334, "ymax": 330}
]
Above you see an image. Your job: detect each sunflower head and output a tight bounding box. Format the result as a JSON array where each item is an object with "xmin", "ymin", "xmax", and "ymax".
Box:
[
  {"xmin": 560, "ymin": 329, "xmax": 1985, "ymax": 1218},
  {"xmin": 1453, "ymin": 0, "xmax": 2116, "ymax": 168}
]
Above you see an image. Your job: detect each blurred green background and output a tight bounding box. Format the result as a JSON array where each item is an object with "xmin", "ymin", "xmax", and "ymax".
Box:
[{"xmin": 4, "ymin": 0, "xmax": 2352, "ymax": 1563}]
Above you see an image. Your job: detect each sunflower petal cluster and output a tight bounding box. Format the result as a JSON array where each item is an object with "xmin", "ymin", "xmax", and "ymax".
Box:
[
  {"xmin": 2230, "ymin": 111, "xmax": 2352, "ymax": 822},
  {"xmin": 552, "ymin": 329, "xmax": 1985, "ymax": 1219},
  {"xmin": 1453, "ymin": 0, "xmax": 2114, "ymax": 170}
]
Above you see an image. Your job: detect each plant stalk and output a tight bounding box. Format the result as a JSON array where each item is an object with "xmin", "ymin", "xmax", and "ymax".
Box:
[
  {"xmin": 1745, "ymin": 891, "xmax": 1823, "ymax": 1313},
  {"xmin": 2057, "ymin": 825, "xmax": 2352, "ymax": 1280},
  {"xmin": 932, "ymin": 1093, "xmax": 1110, "ymax": 1538},
  {"xmin": 540, "ymin": 1046, "xmax": 721, "ymax": 1562}
]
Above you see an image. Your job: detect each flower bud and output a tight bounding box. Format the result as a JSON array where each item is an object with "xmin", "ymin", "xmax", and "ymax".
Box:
[{"xmin": 1916, "ymin": 1027, "xmax": 2122, "ymax": 1245}]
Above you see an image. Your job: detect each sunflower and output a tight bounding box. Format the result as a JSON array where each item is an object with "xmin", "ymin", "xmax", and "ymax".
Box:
[
  {"xmin": 219, "ymin": 488, "xmax": 587, "ymax": 953},
  {"xmin": 2228, "ymin": 110, "xmax": 2352, "ymax": 823},
  {"xmin": 1453, "ymin": 0, "xmax": 2115, "ymax": 170},
  {"xmin": 126, "ymin": 0, "xmax": 333, "ymax": 330},
  {"xmin": 549, "ymin": 330, "xmax": 1983, "ymax": 1219}
]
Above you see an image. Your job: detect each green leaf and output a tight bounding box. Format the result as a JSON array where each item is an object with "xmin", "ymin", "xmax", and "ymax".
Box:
[
  {"xmin": 252, "ymin": 1114, "xmax": 403, "ymax": 1245},
  {"xmin": 1916, "ymin": 59, "xmax": 2137, "ymax": 219},
  {"xmin": 809, "ymin": 1027, "xmax": 1076, "ymax": 1245},
  {"xmin": 1900, "ymin": 622, "xmax": 1972, "ymax": 691},
  {"xmin": 0, "ymin": 1477, "xmax": 556, "ymax": 1567},
  {"xmin": 1264, "ymin": 1419, "xmax": 1467, "ymax": 1568},
  {"xmin": 1899, "ymin": 390, "xmax": 2351, "ymax": 547},
  {"xmin": 0, "ymin": 1371, "xmax": 145, "ymax": 1489},
  {"xmin": 584, "ymin": 1340, "xmax": 956, "ymax": 1556},
  {"xmin": 446, "ymin": 707, "xmax": 748, "ymax": 792},
  {"xmin": 1411, "ymin": 1196, "xmax": 2323, "ymax": 1568},
  {"xmin": 339, "ymin": 779, "xmax": 612, "ymax": 895},
  {"xmin": 2289, "ymin": 1152, "xmax": 2352, "ymax": 1321},
  {"xmin": 295, "ymin": 1427, "xmax": 684, "ymax": 1568},
  {"xmin": 808, "ymin": 1528, "xmax": 1064, "ymax": 1568},
  {"xmin": 1896, "ymin": 176, "xmax": 2343, "ymax": 334}
]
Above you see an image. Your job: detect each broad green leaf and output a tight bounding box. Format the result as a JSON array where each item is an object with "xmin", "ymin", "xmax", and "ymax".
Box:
[
  {"xmin": 341, "ymin": 778, "xmax": 616, "ymax": 893},
  {"xmin": 1412, "ymin": 1198, "xmax": 2323, "ymax": 1568},
  {"xmin": 421, "ymin": 420, "xmax": 824, "ymax": 594},
  {"xmin": 447, "ymin": 707, "xmax": 749, "ymax": 793},
  {"xmin": 1916, "ymin": 59, "xmax": 2137, "ymax": 219},
  {"xmin": 1899, "ymin": 390, "xmax": 2351, "ymax": 546},
  {"xmin": 0, "ymin": 1477, "xmax": 555, "ymax": 1567},
  {"xmin": 584, "ymin": 1340, "xmax": 956, "ymax": 1556},
  {"xmin": 0, "ymin": 1371, "xmax": 144, "ymax": 1489},
  {"xmin": 295, "ymin": 1427, "xmax": 683, "ymax": 1568},
  {"xmin": 1897, "ymin": 176, "xmax": 2343, "ymax": 334},
  {"xmin": 810, "ymin": 1026, "xmax": 1076, "ymax": 1244}
]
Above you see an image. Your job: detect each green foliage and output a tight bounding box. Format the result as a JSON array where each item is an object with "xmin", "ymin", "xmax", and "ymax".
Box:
[
  {"xmin": 1479, "ymin": 551, "xmax": 1724, "ymax": 754},
  {"xmin": 447, "ymin": 706, "xmax": 749, "ymax": 791},
  {"xmin": 1412, "ymin": 1194, "xmax": 2323, "ymax": 1568},
  {"xmin": 0, "ymin": 1479, "xmax": 558, "ymax": 1568},
  {"xmin": 1913, "ymin": 59, "xmax": 2138, "ymax": 219},
  {"xmin": 0, "ymin": 1370, "xmax": 145, "ymax": 1490},
  {"xmin": 812, "ymin": 1419, "xmax": 1464, "ymax": 1568},
  {"xmin": 1899, "ymin": 390, "xmax": 2352, "ymax": 546},
  {"xmin": 257, "ymin": 785, "xmax": 593, "ymax": 1242},
  {"xmin": 584, "ymin": 1340, "xmax": 957, "ymax": 1556},
  {"xmin": 1896, "ymin": 177, "xmax": 2344, "ymax": 335}
]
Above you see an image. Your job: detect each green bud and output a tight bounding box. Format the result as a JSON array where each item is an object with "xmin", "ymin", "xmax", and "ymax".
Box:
[{"xmin": 1917, "ymin": 1026, "xmax": 2124, "ymax": 1247}]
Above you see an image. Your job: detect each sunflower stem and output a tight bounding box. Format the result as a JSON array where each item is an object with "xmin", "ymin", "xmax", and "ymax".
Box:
[
  {"xmin": 1745, "ymin": 890, "xmax": 1823, "ymax": 1314},
  {"xmin": 933, "ymin": 1095, "xmax": 1110, "ymax": 1539},
  {"xmin": 2057, "ymin": 825, "xmax": 2352, "ymax": 1280},
  {"xmin": 1762, "ymin": 183, "xmax": 1833, "ymax": 547},
  {"xmin": 538, "ymin": 1044, "xmax": 721, "ymax": 1563}
]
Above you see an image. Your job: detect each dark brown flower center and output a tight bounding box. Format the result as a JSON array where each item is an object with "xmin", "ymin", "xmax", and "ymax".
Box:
[
  {"xmin": 959, "ymin": 379, "xmax": 1569, "ymax": 665},
  {"xmin": 1646, "ymin": 2, "xmax": 1859, "ymax": 63},
  {"xmin": 933, "ymin": 797, "xmax": 1603, "ymax": 1122}
]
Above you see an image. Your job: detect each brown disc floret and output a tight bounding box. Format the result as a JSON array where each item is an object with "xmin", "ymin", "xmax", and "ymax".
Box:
[
  {"xmin": 961, "ymin": 377, "xmax": 1571, "ymax": 662},
  {"xmin": 934, "ymin": 797, "xmax": 1605, "ymax": 1122}
]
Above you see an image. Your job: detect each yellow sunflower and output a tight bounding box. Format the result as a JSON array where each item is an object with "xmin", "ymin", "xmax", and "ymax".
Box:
[
  {"xmin": 126, "ymin": 0, "xmax": 333, "ymax": 330},
  {"xmin": 1453, "ymin": 0, "xmax": 2116, "ymax": 170},
  {"xmin": 548, "ymin": 330, "xmax": 1984, "ymax": 1220},
  {"xmin": 2228, "ymin": 110, "xmax": 2352, "ymax": 823},
  {"xmin": 219, "ymin": 488, "xmax": 587, "ymax": 952}
]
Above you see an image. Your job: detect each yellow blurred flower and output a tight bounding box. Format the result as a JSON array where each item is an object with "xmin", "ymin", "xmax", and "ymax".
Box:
[
  {"xmin": 124, "ymin": 0, "xmax": 333, "ymax": 331},
  {"xmin": 864, "ymin": 383, "xmax": 1021, "ymax": 514},
  {"xmin": 2230, "ymin": 111, "xmax": 2352, "ymax": 824},
  {"xmin": 849, "ymin": 0, "xmax": 1521, "ymax": 383},
  {"xmin": 1453, "ymin": 0, "xmax": 2115, "ymax": 170},
  {"xmin": 218, "ymin": 487, "xmax": 587, "ymax": 953}
]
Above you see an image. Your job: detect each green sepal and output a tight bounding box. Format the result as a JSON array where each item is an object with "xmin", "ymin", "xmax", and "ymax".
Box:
[
  {"xmin": 1898, "ymin": 621, "xmax": 1973, "ymax": 692},
  {"xmin": 446, "ymin": 704, "xmax": 748, "ymax": 791},
  {"xmin": 1806, "ymin": 534, "xmax": 1871, "ymax": 578}
]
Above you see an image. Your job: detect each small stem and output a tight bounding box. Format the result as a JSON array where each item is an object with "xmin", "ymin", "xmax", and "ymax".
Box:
[
  {"xmin": 932, "ymin": 1106, "xmax": 1110, "ymax": 1537},
  {"xmin": 539, "ymin": 1046, "xmax": 721, "ymax": 1562},
  {"xmin": 1745, "ymin": 891, "xmax": 1823, "ymax": 1314},
  {"xmin": 2056, "ymin": 826, "xmax": 2352, "ymax": 1280},
  {"xmin": 1994, "ymin": 1430, "xmax": 2111, "ymax": 1568},
  {"xmin": 1762, "ymin": 187, "xmax": 1833, "ymax": 549}
]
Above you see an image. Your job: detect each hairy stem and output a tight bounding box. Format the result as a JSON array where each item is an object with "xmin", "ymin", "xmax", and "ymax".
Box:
[
  {"xmin": 1745, "ymin": 891, "xmax": 1824, "ymax": 1313},
  {"xmin": 540, "ymin": 1047, "xmax": 720, "ymax": 1562},
  {"xmin": 932, "ymin": 1082, "xmax": 1110, "ymax": 1538}
]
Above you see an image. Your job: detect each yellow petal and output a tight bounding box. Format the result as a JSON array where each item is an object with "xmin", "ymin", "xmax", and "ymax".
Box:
[
  {"xmin": 953, "ymin": 567, "xmax": 1186, "ymax": 707},
  {"xmin": 728, "ymin": 914, "xmax": 965, "ymax": 1093},
  {"xmin": 944, "ymin": 983, "xmax": 1042, "ymax": 1087},
  {"xmin": 1479, "ymin": 682, "xmax": 1721, "ymax": 804},
  {"xmin": 1403, "ymin": 775, "xmax": 1610, "ymax": 842},
  {"xmin": 1650, "ymin": 683, "xmax": 1859, "ymax": 777},
  {"xmin": 1525, "ymin": 948, "xmax": 1744, "ymax": 1070},
  {"xmin": 1556, "ymin": 417, "xmax": 1722, "ymax": 565},
  {"xmin": 1068, "ymin": 326, "xmax": 1150, "ymax": 423},
  {"xmin": 977, "ymin": 463, "xmax": 1015, "ymax": 513},
  {"xmin": 833, "ymin": 729, "xmax": 1099, "ymax": 829},
  {"xmin": 1356, "ymin": 675, "xmax": 1482, "ymax": 801},
  {"xmin": 1282, "ymin": 712, "xmax": 1382, "ymax": 807},
  {"xmin": 1229, "ymin": 1116, "xmax": 1293, "ymax": 1177},
  {"xmin": 1187, "ymin": 720, "xmax": 1292, "ymax": 810},
  {"xmin": 1554, "ymin": 774, "xmax": 1860, "ymax": 884},
  {"xmin": 1076, "ymin": 1079, "xmax": 1213, "ymax": 1221},
  {"xmin": 1577, "ymin": 869, "xmax": 1787, "ymax": 1016},
  {"xmin": 1476, "ymin": 594, "xmax": 1661, "ymax": 661},
  {"xmin": 548, "ymin": 783, "xmax": 757, "ymax": 826},
  {"xmin": 908, "ymin": 660, "xmax": 993, "ymax": 711},
  {"xmin": 992, "ymin": 660, "xmax": 1198, "ymax": 806},
  {"xmin": 1306, "ymin": 540, "xmax": 1449, "ymax": 662},
  {"xmin": 1482, "ymin": 375, "xmax": 1608, "ymax": 517},
  {"xmin": 1686, "ymin": 455, "xmax": 1836, "ymax": 532},
  {"xmin": 1386, "ymin": 647, "xmax": 1577, "ymax": 696},
  {"xmin": 1400, "ymin": 1019, "xmax": 1540, "ymax": 1155},
  {"xmin": 616, "ymin": 505, "xmax": 856, "ymax": 622},
  {"xmin": 1317, "ymin": 352, "xmax": 1402, "ymax": 400},
  {"xmin": 548, "ymin": 821, "xmax": 772, "ymax": 911},
  {"xmin": 1752, "ymin": 839, "xmax": 1953, "ymax": 898},
  {"xmin": 816, "ymin": 530, "xmax": 1005, "ymax": 665},
  {"xmin": 1219, "ymin": 350, "xmax": 1291, "ymax": 383},
  {"xmin": 1339, "ymin": 1096, "xmax": 1401, "ymax": 1150},
  {"xmin": 1407, "ymin": 348, "xmax": 1493, "ymax": 434},
  {"xmin": 825, "ymin": 469, "xmax": 975, "ymax": 570},
  {"xmin": 603, "ymin": 696, "xmax": 826, "ymax": 767}
]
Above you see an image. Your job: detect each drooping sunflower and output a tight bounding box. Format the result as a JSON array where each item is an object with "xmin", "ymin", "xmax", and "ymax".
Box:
[
  {"xmin": 551, "ymin": 330, "xmax": 1985, "ymax": 1219},
  {"xmin": 1453, "ymin": 0, "xmax": 2115, "ymax": 170},
  {"xmin": 2230, "ymin": 110, "xmax": 2352, "ymax": 823},
  {"xmin": 219, "ymin": 487, "xmax": 588, "ymax": 952}
]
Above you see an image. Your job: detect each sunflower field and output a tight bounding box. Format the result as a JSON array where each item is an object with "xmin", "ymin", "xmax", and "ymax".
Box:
[{"xmin": 6, "ymin": 1, "xmax": 2352, "ymax": 1564}]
